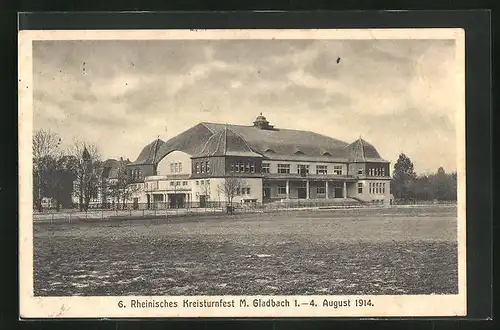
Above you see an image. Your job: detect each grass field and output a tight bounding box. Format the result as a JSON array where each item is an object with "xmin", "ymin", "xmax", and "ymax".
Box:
[{"xmin": 33, "ymin": 205, "xmax": 458, "ymax": 296}]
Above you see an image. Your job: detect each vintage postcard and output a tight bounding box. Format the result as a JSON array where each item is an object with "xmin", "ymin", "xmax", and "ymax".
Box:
[{"xmin": 19, "ymin": 28, "xmax": 466, "ymax": 318}]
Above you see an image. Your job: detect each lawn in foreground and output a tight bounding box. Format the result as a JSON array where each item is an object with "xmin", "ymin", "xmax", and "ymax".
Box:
[{"xmin": 34, "ymin": 206, "xmax": 458, "ymax": 296}]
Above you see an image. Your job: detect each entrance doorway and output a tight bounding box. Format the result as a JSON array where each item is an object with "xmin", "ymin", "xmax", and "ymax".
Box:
[
  {"xmin": 199, "ymin": 195, "xmax": 207, "ymax": 208},
  {"xmin": 169, "ymin": 194, "xmax": 185, "ymax": 208},
  {"xmin": 334, "ymin": 187, "xmax": 343, "ymax": 198},
  {"xmin": 263, "ymin": 187, "xmax": 271, "ymax": 201},
  {"xmin": 297, "ymin": 187, "xmax": 307, "ymax": 199}
]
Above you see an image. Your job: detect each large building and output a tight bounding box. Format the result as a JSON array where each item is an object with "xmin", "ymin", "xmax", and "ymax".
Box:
[{"xmin": 126, "ymin": 114, "xmax": 391, "ymax": 208}]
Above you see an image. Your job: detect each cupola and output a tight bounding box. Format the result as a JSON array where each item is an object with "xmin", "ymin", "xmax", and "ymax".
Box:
[{"xmin": 253, "ymin": 113, "xmax": 274, "ymax": 130}]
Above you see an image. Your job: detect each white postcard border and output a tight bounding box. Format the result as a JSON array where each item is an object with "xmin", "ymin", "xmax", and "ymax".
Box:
[{"xmin": 19, "ymin": 28, "xmax": 466, "ymax": 318}]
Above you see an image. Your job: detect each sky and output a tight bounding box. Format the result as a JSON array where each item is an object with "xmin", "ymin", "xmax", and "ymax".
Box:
[{"xmin": 32, "ymin": 38, "xmax": 460, "ymax": 174}]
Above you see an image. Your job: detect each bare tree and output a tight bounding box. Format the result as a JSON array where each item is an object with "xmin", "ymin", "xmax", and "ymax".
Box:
[
  {"xmin": 32, "ymin": 129, "xmax": 61, "ymax": 211},
  {"xmin": 217, "ymin": 175, "xmax": 245, "ymax": 214},
  {"xmin": 69, "ymin": 139, "xmax": 102, "ymax": 211}
]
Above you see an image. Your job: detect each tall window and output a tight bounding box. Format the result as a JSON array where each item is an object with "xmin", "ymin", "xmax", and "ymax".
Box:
[
  {"xmin": 195, "ymin": 162, "xmax": 200, "ymax": 174},
  {"xmin": 240, "ymin": 163, "xmax": 245, "ymax": 172},
  {"xmin": 170, "ymin": 163, "xmax": 174, "ymax": 173},
  {"xmin": 278, "ymin": 164, "xmax": 290, "ymax": 174},
  {"xmin": 174, "ymin": 163, "xmax": 179, "ymax": 173},
  {"xmin": 250, "ymin": 162, "xmax": 255, "ymax": 173},
  {"xmin": 382, "ymin": 168, "xmax": 386, "ymax": 176},
  {"xmin": 317, "ymin": 182, "xmax": 326, "ymax": 195},
  {"xmin": 277, "ymin": 183, "xmax": 287, "ymax": 195},
  {"xmin": 246, "ymin": 187, "xmax": 251, "ymax": 194},
  {"xmin": 333, "ymin": 166, "xmax": 343, "ymax": 175},
  {"xmin": 382, "ymin": 183, "xmax": 385, "ymax": 194},
  {"xmin": 201, "ymin": 162, "xmax": 205, "ymax": 173},
  {"xmin": 316, "ymin": 165, "xmax": 328, "ymax": 175},
  {"xmin": 245, "ymin": 163, "xmax": 250, "ymax": 173},
  {"xmin": 230, "ymin": 164, "xmax": 235, "ymax": 172},
  {"xmin": 205, "ymin": 161, "xmax": 210, "ymax": 173},
  {"xmin": 182, "ymin": 181, "xmax": 188, "ymax": 186},
  {"xmin": 261, "ymin": 163, "xmax": 270, "ymax": 173},
  {"xmin": 179, "ymin": 162, "xmax": 182, "ymax": 172},
  {"xmin": 235, "ymin": 162, "xmax": 240, "ymax": 172},
  {"xmin": 357, "ymin": 182, "xmax": 363, "ymax": 194}
]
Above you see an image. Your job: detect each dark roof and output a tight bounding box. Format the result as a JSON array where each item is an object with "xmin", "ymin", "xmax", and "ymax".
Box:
[
  {"xmin": 195, "ymin": 126, "xmax": 262, "ymax": 158},
  {"xmin": 346, "ymin": 138, "xmax": 386, "ymax": 162},
  {"xmin": 130, "ymin": 139, "xmax": 165, "ymax": 165},
  {"xmin": 131, "ymin": 121, "xmax": 388, "ymax": 165},
  {"xmin": 202, "ymin": 122, "xmax": 350, "ymax": 161},
  {"xmin": 102, "ymin": 158, "xmax": 130, "ymax": 179}
]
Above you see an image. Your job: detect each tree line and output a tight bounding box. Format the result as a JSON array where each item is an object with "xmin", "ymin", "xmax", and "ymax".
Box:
[
  {"xmin": 33, "ymin": 129, "xmax": 133, "ymax": 212},
  {"xmin": 391, "ymin": 153, "xmax": 457, "ymax": 202}
]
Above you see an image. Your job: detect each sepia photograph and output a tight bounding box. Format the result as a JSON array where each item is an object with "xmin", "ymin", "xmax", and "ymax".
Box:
[{"xmin": 19, "ymin": 28, "xmax": 466, "ymax": 318}]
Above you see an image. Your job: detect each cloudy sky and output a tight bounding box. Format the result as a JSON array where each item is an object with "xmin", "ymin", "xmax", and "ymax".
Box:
[{"xmin": 33, "ymin": 38, "xmax": 459, "ymax": 174}]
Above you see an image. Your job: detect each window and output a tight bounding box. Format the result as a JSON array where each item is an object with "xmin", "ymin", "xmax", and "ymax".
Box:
[
  {"xmin": 182, "ymin": 181, "xmax": 188, "ymax": 186},
  {"xmin": 170, "ymin": 163, "xmax": 174, "ymax": 173},
  {"xmin": 278, "ymin": 164, "xmax": 290, "ymax": 174},
  {"xmin": 196, "ymin": 180, "xmax": 199, "ymax": 185},
  {"xmin": 240, "ymin": 163, "xmax": 245, "ymax": 172},
  {"xmin": 382, "ymin": 183, "xmax": 385, "ymax": 194},
  {"xmin": 358, "ymin": 182, "xmax": 363, "ymax": 194},
  {"xmin": 201, "ymin": 162, "xmax": 205, "ymax": 173},
  {"xmin": 234, "ymin": 162, "xmax": 240, "ymax": 172},
  {"xmin": 205, "ymin": 161, "xmax": 210, "ymax": 173},
  {"xmin": 245, "ymin": 163, "xmax": 250, "ymax": 173},
  {"xmin": 333, "ymin": 166, "xmax": 343, "ymax": 175},
  {"xmin": 297, "ymin": 165, "xmax": 309, "ymax": 175},
  {"xmin": 174, "ymin": 163, "xmax": 179, "ymax": 173},
  {"xmin": 369, "ymin": 183, "xmax": 372, "ymax": 194},
  {"xmin": 316, "ymin": 165, "xmax": 328, "ymax": 175},
  {"xmin": 195, "ymin": 163, "xmax": 200, "ymax": 174},
  {"xmin": 246, "ymin": 188, "xmax": 251, "ymax": 194},
  {"xmin": 170, "ymin": 181, "xmax": 174, "ymax": 186},
  {"xmin": 277, "ymin": 183, "xmax": 287, "ymax": 195},
  {"xmin": 236, "ymin": 188, "xmax": 240, "ymax": 195},
  {"xmin": 382, "ymin": 168, "xmax": 386, "ymax": 176},
  {"xmin": 357, "ymin": 168, "xmax": 363, "ymax": 175},
  {"xmin": 176, "ymin": 181, "xmax": 180, "ymax": 186},
  {"xmin": 179, "ymin": 162, "xmax": 182, "ymax": 172},
  {"xmin": 261, "ymin": 163, "xmax": 270, "ymax": 173},
  {"xmin": 250, "ymin": 162, "xmax": 255, "ymax": 173},
  {"xmin": 230, "ymin": 164, "xmax": 235, "ymax": 172},
  {"xmin": 317, "ymin": 182, "xmax": 326, "ymax": 195},
  {"xmin": 201, "ymin": 180, "xmax": 204, "ymax": 185},
  {"xmin": 206, "ymin": 180, "xmax": 210, "ymax": 185}
]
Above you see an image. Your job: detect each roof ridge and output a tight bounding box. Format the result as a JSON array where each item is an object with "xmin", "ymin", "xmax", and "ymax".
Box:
[
  {"xmin": 358, "ymin": 137, "xmax": 366, "ymax": 162},
  {"xmin": 226, "ymin": 127, "xmax": 257, "ymax": 154},
  {"xmin": 198, "ymin": 131, "xmax": 218, "ymax": 156},
  {"xmin": 212, "ymin": 128, "xmax": 226, "ymax": 156}
]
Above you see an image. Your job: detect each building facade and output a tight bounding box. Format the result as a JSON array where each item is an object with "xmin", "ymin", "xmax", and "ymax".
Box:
[{"xmin": 126, "ymin": 114, "xmax": 392, "ymax": 208}]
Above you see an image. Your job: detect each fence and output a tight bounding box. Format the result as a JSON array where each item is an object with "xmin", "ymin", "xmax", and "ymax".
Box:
[{"xmin": 391, "ymin": 199, "xmax": 457, "ymax": 206}]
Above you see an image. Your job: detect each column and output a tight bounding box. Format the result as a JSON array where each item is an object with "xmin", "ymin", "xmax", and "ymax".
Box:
[
  {"xmin": 343, "ymin": 181, "xmax": 347, "ymax": 198},
  {"xmin": 325, "ymin": 181, "xmax": 329, "ymax": 199},
  {"xmin": 286, "ymin": 180, "xmax": 290, "ymax": 199},
  {"xmin": 306, "ymin": 180, "xmax": 310, "ymax": 199}
]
